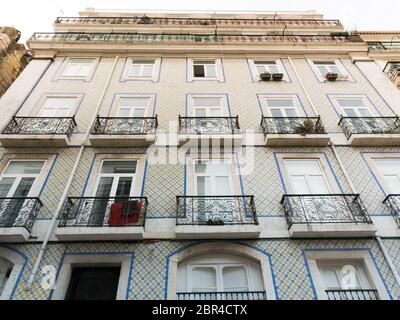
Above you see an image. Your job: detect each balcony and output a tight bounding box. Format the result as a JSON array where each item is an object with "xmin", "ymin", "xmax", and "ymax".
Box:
[
  {"xmin": 175, "ymin": 195, "xmax": 260, "ymax": 239},
  {"xmin": 178, "ymin": 116, "xmax": 242, "ymax": 146},
  {"xmin": 383, "ymin": 194, "xmax": 400, "ymax": 226},
  {"xmin": 56, "ymin": 197, "xmax": 147, "ymax": 241},
  {"xmin": 325, "ymin": 289, "xmax": 378, "ymax": 300},
  {"xmin": 339, "ymin": 116, "xmax": 400, "ymax": 146},
  {"xmin": 368, "ymin": 42, "xmax": 400, "ymax": 51},
  {"xmin": 383, "ymin": 62, "xmax": 400, "ymax": 88},
  {"xmin": 0, "ymin": 116, "xmax": 77, "ymax": 147},
  {"xmin": 89, "ymin": 116, "xmax": 158, "ymax": 147},
  {"xmin": 55, "ymin": 16, "xmax": 342, "ymax": 29},
  {"xmin": 261, "ymin": 117, "xmax": 329, "ymax": 146},
  {"xmin": 0, "ymin": 197, "xmax": 42, "ymax": 242},
  {"xmin": 281, "ymin": 194, "xmax": 375, "ymax": 238},
  {"xmin": 177, "ymin": 291, "xmax": 267, "ymax": 300}
]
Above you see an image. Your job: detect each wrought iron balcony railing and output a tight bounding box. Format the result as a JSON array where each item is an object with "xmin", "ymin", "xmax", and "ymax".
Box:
[
  {"xmin": 179, "ymin": 116, "xmax": 240, "ymax": 135},
  {"xmin": 383, "ymin": 194, "xmax": 400, "ymax": 226},
  {"xmin": 92, "ymin": 116, "xmax": 158, "ymax": 135},
  {"xmin": 281, "ymin": 194, "xmax": 372, "ymax": 228},
  {"xmin": 0, "ymin": 197, "xmax": 42, "ymax": 232},
  {"xmin": 261, "ymin": 117, "xmax": 326, "ymax": 135},
  {"xmin": 59, "ymin": 197, "xmax": 148, "ymax": 228},
  {"xmin": 176, "ymin": 195, "xmax": 258, "ymax": 226},
  {"xmin": 339, "ymin": 117, "xmax": 400, "ymax": 140},
  {"xmin": 55, "ymin": 16, "xmax": 342, "ymax": 28},
  {"xmin": 2, "ymin": 116, "xmax": 77, "ymax": 139},
  {"xmin": 383, "ymin": 62, "xmax": 400, "ymax": 83},
  {"xmin": 368, "ymin": 42, "xmax": 400, "ymax": 51},
  {"xmin": 325, "ymin": 289, "xmax": 378, "ymax": 300},
  {"xmin": 29, "ymin": 32, "xmax": 361, "ymax": 45},
  {"xmin": 177, "ymin": 291, "xmax": 267, "ymax": 300}
]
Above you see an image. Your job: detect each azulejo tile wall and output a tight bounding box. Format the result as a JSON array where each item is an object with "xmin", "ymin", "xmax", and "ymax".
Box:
[{"xmin": 4, "ymin": 239, "xmax": 400, "ymax": 300}]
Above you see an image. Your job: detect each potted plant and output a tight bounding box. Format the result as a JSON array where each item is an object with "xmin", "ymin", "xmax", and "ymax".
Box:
[
  {"xmin": 260, "ymin": 72, "xmax": 271, "ymax": 81},
  {"xmin": 325, "ymin": 72, "xmax": 338, "ymax": 81},
  {"xmin": 294, "ymin": 118, "xmax": 326, "ymax": 136},
  {"xmin": 272, "ymin": 73, "xmax": 284, "ymax": 81},
  {"xmin": 207, "ymin": 218, "xmax": 224, "ymax": 225}
]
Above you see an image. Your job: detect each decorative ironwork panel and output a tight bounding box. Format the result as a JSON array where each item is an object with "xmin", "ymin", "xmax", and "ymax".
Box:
[
  {"xmin": 176, "ymin": 196, "xmax": 258, "ymax": 225},
  {"xmin": 92, "ymin": 116, "xmax": 158, "ymax": 135},
  {"xmin": 55, "ymin": 16, "xmax": 341, "ymax": 28},
  {"xmin": 2, "ymin": 117, "xmax": 77, "ymax": 139},
  {"xmin": 339, "ymin": 117, "xmax": 400, "ymax": 140},
  {"xmin": 281, "ymin": 194, "xmax": 372, "ymax": 228},
  {"xmin": 0, "ymin": 197, "xmax": 42, "ymax": 231},
  {"xmin": 179, "ymin": 116, "xmax": 240, "ymax": 135},
  {"xmin": 368, "ymin": 42, "xmax": 400, "ymax": 51},
  {"xmin": 30, "ymin": 32, "xmax": 359, "ymax": 44},
  {"xmin": 58, "ymin": 197, "xmax": 148, "ymax": 227},
  {"xmin": 177, "ymin": 291, "xmax": 267, "ymax": 300},
  {"xmin": 383, "ymin": 62, "xmax": 400, "ymax": 83},
  {"xmin": 325, "ymin": 289, "xmax": 378, "ymax": 300},
  {"xmin": 261, "ymin": 117, "xmax": 326, "ymax": 135},
  {"xmin": 383, "ymin": 194, "xmax": 400, "ymax": 226}
]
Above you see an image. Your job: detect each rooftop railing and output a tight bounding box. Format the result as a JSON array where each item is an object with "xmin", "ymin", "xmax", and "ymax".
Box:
[
  {"xmin": 29, "ymin": 32, "xmax": 362, "ymax": 45},
  {"xmin": 2, "ymin": 116, "xmax": 77, "ymax": 140},
  {"xmin": 176, "ymin": 195, "xmax": 258, "ymax": 226},
  {"xmin": 368, "ymin": 42, "xmax": 400, "ymax": 51},
  {"xmin": 281, "ymin": 194, "xmax": 372, "ymax": 228},
  {"xmin": 179, "ymin": 116, "xmax": 240, "ymax": 135},
  {"xmin": 261, "ymin": 117, "xmax": 326, "ymax": 135},
  {"xmin": 55, "ymin": 16, "xmax": 342, "ymax": 28},
  {"xmin": 92, "ymin": 116, "xmax": 158, "ymax": 135},
  {"xmin": 338, "ymin": 116, "xmax": 400, "ymax": 140},
  {"xmin": 0, "ymin": 197, "xmax": 42, "ymax": 232},
  {"xmin": 325, "ymin": 289, "xmax": 378, "ymax": 300}
]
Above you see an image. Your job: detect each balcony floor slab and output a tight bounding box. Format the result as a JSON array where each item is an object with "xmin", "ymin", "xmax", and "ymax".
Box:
[
  {"xmin": 89, "ymin": 134, "xmax": 156, "ymax": 147},
  {"xmin": 55, "ymin": 226, "xmax": 144, "ymax": 241},
  {"xmin": 175, "ymin": 224, "xmax": 260, "ymax": 239},
  {"xmin": 0, "ymin": 134, "xmax": 70, "ymax": 147},
  {"xmin": 0, "ymin": 227, "xmax": 30, "ymax": 242},
  {"xmin": 347, "ymin": 134, "xmax": 400, "ymax": 147},
  {"xmin": 179, "ymin": 134, "xmax": 243, "ymax": 147},
  {"xmin": 289, "ymin": 223, "xmax": 376, "ymax": 238},
  {"xmin": 265, "ymin": 134, "xmax": 330, "ymax": 147}
]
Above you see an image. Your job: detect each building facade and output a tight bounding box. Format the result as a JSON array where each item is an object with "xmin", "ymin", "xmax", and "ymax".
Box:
[
  {"xmin": 0, "ymin": 9, "xmax": 400, "ymax": 300},
  {"xmin": 0, "ymin": 27, "xmax": 30, "ymax": 97}
]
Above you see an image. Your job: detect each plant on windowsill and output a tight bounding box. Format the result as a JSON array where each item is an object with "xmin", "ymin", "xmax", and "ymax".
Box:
[
  {"xmin": 325, "ymin": 72, "xmax": 339, "ymax": 81},
  {"xmin": 294, "ymin": 118, "xmax": 325, "ymax": 136},
  {"xmin": 206, "ymin": 218, "xmax": 225, "ymax": 225},
  {"xmin": 272, "ymin": 73, "xmax": 284, "ymax": 81},
  {"xmin": 259, "ymin": 72, "xmax": 272, "ymax": 81}
]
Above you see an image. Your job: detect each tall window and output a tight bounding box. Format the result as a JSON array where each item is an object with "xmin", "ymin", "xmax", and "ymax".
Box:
[
  {"xmin": 192, "ymin": 97, "xmax": 223, "ymax": 117},
  {"xmin": 314, "ymin": 61, "xmax": 342, "ymax": 77},
  {"xmin": 128, "ymin": 60, "xmax": 155, "ymax": 77},
  {"xmin": 62, "ymin": 58, "xmax": 95, "ymax": 77},
  {"xmin": 284, "ymin": 159, "xmax": 331, "ymax": 194},
  {"xmin": 336, "ymin": 98, "xmax": 372, "ymax": 117},
  {"xmin": 117, "ymin": 97, "xmax": 149, "ymax": 117},
  {"xmin": 40, "ymin": 97, "xmax": 77, "ymax": 117},
  {"xmin": 177, "ymin": 254, "xmax": 264, "ymax": 297},
  {"xmin": 254, "ymin": 61, "xmax": 280, "ymax": 75},
  {"xmin": 0, "ymin": 160, "xmax": 45, "ymax": 226},
  {"xmin": 373, "ymin": 159, "xmax": 400, "ymax": 194},
  {"xmin": 193, "ymin": 60, "xmax": 217, "ymax": 78},
  {"xmin": 194, "ymin": 159, "xmax": 233, "ymax": 196},
  {"xmin": 265, "ymin": 98, "xmax": 298, "ymax": 117}
]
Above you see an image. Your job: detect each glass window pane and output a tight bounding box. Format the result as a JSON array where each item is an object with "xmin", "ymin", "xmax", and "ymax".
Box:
[
  {"xmin": 308, "ymin": 175, "xmax": 330, "ymax": 194},
  {"xmin": 195, "ymin": 161, "xmax": 208, "ymax": 173},
  {"xmin": 337, "ymin": 99, "xmax": 365, "ymax": 108},
  {"xmin": 359, "ymin": 108, "xmax": 372, "ymax": 117},
  {"xmin": 269, "ymin": 65, "xmax": 280, "ymax": 74},
  {"xmin": 4, "ymin": 161, "xmax": 44, "ymax": 175},
  {"xmin": 270, "ymin": 109, "xmax": 283, "ymax": 117},
  {"xmin": 12, "ymin": 177, "xmax": 35, "ymax": 197},
  {"xmin": 215, "ymin": 176, "xmax": 231, "ymax": 195},
  {"xmin": 0, "ymin": 178, "xmax": 16, "ymax": 197},
  {"xmin": 194, "ymin": 109, "xmax": 207, "ymax": 117},
  {"xmin": 266, "ymin": 99, "xmax": 294, "ymax": 108},
  {"xmin": 100, "ymin": 161, "xmax": 137, "ymax": 174},
  {"xmin": 317, "ymin": 66, "xmax": 329, "ymax": 76},
  {"xmin": 192, "ymin": 267, "xmax": 217, "ymax": 292},
  {"xmin": 132, "ymin": 108, "xmax": 146, "ymax": 117},
  {"xmin": 95, "ymin": 177, "xmax": 113, "ymax": 198},
  {"xmin": 343, "ymin": 108, "xmax": 358, "ymax": 117},
  {"xmin": 209, "ymin": 108, "xmax": 222, "ymax": 117},
  {"xmin": 193, "ymin": 97, "xmax": 221, "ymax": 107},
  {"xmin": 196, "ymin": 176, "xmax": 210, "ymax": 196},
  {"xmin": 222, "ymin": 266, "xmax": 249, "ymax": 291},
  {"xmin": 290, "ymin": 176, "xmax": 310, "ymax": 194},
  {"xmin": 382, "ymin": 175, "xmax": 400, "ymax": 194},
  {"xmin": 118, "ymin": 108, "xmax": 131, "ymax": 117},
  {"xmin": 285, "ymin": 108, "xmax": 298, "ymax": 117},
  {"xmin": 42, "ymin": 97, "xmax": 76, "ymax": 109},
  {"xmin": 256, "ymin": 65, "xmax": 266, "ymax": 75},
  {"xmin": 193, "ymin": 65, "xmax": 205, "ymax": 77},
  {"xmin": 119, "ymin": 98, "xmax": 148, "ymax": 108},
  {"xmin": 129, "ymin": 65, "xmax": 141, "ymax": 76},
  {"xmin": 142, "ymin": 64, "xmax": 154, "ymax": 76},
  {"xmin": 205, "ymin": 64, "xmax": 217, "ymax": 77},
  {"xmin": 321, "ymin": 268, "xmax": 340, "ymax": 289},
  {"xmin": 115, "ymin": 177, "xmax": 132, "ymax": 198},
  {"xmin": 329, "ymin": 65, "xmax": 341, "ymax": 75}
]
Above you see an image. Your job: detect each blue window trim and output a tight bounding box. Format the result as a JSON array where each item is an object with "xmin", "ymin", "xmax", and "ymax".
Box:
[
  {"xmin": 256, "ymin": 93, "xmax": 309, "ymax": 117},
  {"xmin": 51, "ymin": 57, "xmax": 101, "ymax": 83},
  {"xmin": 184, "ymin": 93, "xmax": 232, "ymax": 117},
  {"xmin": 186, "ymin": 58, "xmax": 226, "ymax": 83},
  {"xmin": 106, "ymin": 93, "xmax": 157, "ymax": 117}
]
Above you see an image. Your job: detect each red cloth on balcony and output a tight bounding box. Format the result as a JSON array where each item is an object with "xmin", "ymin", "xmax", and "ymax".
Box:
[{"xmin": 108, "ymin": 200, "xmax": 142, "ymax": 227}]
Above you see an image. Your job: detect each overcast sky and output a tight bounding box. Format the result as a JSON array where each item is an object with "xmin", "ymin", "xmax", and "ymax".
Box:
[{"xmin": 1, "ymin": 0, "xmax": 399, "ymax": 42}]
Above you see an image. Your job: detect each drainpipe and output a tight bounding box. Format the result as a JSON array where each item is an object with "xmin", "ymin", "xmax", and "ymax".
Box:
[
  {"xmin": 26, "ymin": 56, "xmax": 120, "ymax": 290},
  {"xmin": 290, "ymin": 55, "xmax": 400, "ymax": 289}
]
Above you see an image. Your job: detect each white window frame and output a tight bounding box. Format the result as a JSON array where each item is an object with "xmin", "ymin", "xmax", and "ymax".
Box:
[
  {"xmin": 121, "ymin": 57, "xmax": 161, "ymax": 82},
  {"xmin": 110, "ymin": 94, "xmax": 154, "ymax": 118},
  {"xmin": 29, "ymin": 94, "xmax": 83, "ymax": 118},
  {"xmin": 56, "ymin": 57, "xmax": 99, "ymax": 81},
  {"xmin": 248, "ymin": 59, "xmax": 289, "ymax": 82},
  {"xmin": 331, "ymin": 95, "xmax": 375, "ymax": 118},
  {"xmin": 305, "ymin": 250, "xmax": 390, "ymax": 300},
  {"xmin": 260, "ymin": 95, "xmax": 304, "ymax": 117},
  {"xmin": 188, "ymin": 95, "xmax": 229, "ymax": 117},
  {"xmin": 308, "ymin": 59, "xmax": 352, "ymax": 82},
  {"xmin": 84, "ymin": 155, "xmax": 146, "ymax": 198},
  {"xmin": 186, "ymin": 154, "xmax": 241, "ymax": 196},
  {"xmin": 187, "ymin": 58, "xmax": 224, "ymax": 82},
  {"xmin": 276, "ymin": 154, "xmax": 341, "ymax": 194}
]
